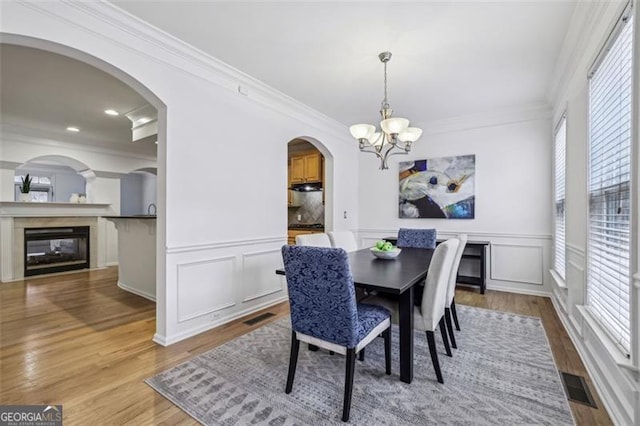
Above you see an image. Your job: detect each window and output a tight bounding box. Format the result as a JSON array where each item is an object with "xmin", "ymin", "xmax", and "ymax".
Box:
[
  {"xmin": 554, "ymin": 116, "xmax": 567, "ymax": 280},
  {"xmin": 587, "ymin": 10, "xmax": 633, "ymax": 355}
]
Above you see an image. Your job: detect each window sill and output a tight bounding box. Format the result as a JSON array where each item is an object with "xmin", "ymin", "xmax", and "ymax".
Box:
[
  {"xmin": 549, "ymin": 269, "xmax": 567, "ymax": 289},
  {"xmin": 576, "ymin": 305, "xmax": 636, "ymax": 374}
]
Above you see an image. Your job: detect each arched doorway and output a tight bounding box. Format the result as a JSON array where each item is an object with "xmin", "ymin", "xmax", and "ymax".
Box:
[
  {"xmin": 286, "ymin": 136, "xmax": 334, "ymax": 242},
  {"xmin": 1, "ymin": 34, "xmax": 167, "ymax": 342}
]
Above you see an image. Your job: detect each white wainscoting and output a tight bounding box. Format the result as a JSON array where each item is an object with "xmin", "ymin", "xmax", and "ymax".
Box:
[
  {"xmin": 358, "ymin": 229, "xmax": 552, "ymax": 296},
  {"xmin": 551, "ymin": 244, "xmax": 640, "ymax": 425},
  {"xmin": 491, "ymin": 243, "xmax": 543, "ymax": 285},
  {"xmin": 160, "ymin": 236, "xmax": 288, "ymax": 345}
]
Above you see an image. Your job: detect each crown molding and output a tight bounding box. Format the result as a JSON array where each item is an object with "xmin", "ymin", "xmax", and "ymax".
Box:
[
  {"xmin": 547, "ymin": 1, "xmax": 628, "ymax": 110},
  {"xmin": 420, "ymin": 103, "xmax": 552, "ymax": 136},
  {"xmin": 16, "ymin": 0, "xmax": 352, "ymax": 144}
]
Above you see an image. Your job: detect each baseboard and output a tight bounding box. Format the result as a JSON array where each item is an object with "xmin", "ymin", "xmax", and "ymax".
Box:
[
  {"xmin": 159, "ymin": 296, "xmax": 288, "ymax": 346},
  {"xmin": 484, "ymin": 283, "xmax": 552, "ymax": 297},
  {"xmin": 549, "ymin": 296, "xmax": 627, "ymax": 425},
  {"xmin": 117, "ymin": 280, "xmax": 156, "ymax": 302},
  {"xmin": 106, "ymin": 261, "xmax": 119, "ymax": 267}
]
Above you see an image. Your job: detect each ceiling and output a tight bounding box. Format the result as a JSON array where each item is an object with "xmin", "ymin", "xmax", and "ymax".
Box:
[
  {"xmin": 113, "ymin": 1, "xmax": 578, "ymax": 129},
  {"xmin": 0, "ymin": 44, "xmax": 157, "ymax": 157},
  {"xmin": 1, "ymin": 2, "xmax": 578, "ymax": 154}
]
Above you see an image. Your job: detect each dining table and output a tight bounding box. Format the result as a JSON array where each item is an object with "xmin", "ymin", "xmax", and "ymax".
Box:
[{"xmin": 276, "ymin": 246, "xmax": 434, "ymax": 384}]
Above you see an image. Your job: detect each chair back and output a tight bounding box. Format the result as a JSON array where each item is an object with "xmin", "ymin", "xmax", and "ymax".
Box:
[
  {"xmin": 328, "ymin": 231, "xmax": 358, "ymax": 252},
  {"xmin": 397, "ymin": 228, "xmax": 437, "ymax": 249},
  {"xmin": 281, "ymin": 245, "xmax": 360, "ymax": 347},
  {"xmin": 295, "ymin": 233, "xmax": 332, "ymax": 247},
  {"xmin": 446, "ymin": 234, "xmax": 468, "ymax": 305},
  {"xmin": 420, "ymin": 238, "xmax": 459, "ymax": 331}
]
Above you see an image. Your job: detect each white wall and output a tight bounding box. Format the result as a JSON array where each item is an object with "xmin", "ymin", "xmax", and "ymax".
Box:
[
  {"xmin": 549, "ymin": 1, "xmax": 640, "ymax": 424},
  {"xmin": 141, "ymin": 172, "xmax": 157, "ymax": 213},
  {"xmin": 1, "ymin": 1, "xmax": 360, "ymax": 345},
  {"xmin": 358, "ymin": 114, "xmax": 553, "ymax": 296},
  {"xmin": 120, "ymin": 173, "xmax": 143, "ymax": 215}
]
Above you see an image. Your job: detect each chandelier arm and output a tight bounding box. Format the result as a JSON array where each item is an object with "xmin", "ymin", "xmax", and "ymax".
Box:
[{"xmin": 359, "ymin": 147, "xmax": 386, "ymax": 161}]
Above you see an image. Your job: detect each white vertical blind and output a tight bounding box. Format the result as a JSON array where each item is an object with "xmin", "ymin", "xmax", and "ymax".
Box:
[
  {"xmin": 587, "ymin": 13, "xmax": 633, "ymax": 355},
  {"xmin": 554, "ymin": 117, "xmax": 567, "ymax": 280}
]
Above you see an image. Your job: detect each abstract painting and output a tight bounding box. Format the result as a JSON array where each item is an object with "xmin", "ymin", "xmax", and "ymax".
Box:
[{"xmin": 399, "ymin": 155, "xmax": 475, "ymax": 219}]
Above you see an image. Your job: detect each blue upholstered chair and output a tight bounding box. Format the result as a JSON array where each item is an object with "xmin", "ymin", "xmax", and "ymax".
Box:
[
  {"xmin": 281, "ymin": 245, "xmax": 392, "ymax": 422},
  {"xmin": 397, "ymin": 228, "xmax": 437, "ymax": 249},
  {"xmin": 364, "ymin": 239, "xmax": 459, "ymax": 383}
]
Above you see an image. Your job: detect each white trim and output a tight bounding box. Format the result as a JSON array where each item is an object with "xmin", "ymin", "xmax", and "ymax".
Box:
[
  {"xmin": 358, "ymin": 229, "xmax": 551, "ymax": 240},
  {"xmin": 566, "ymin": 243, "xmax": 586, "ymax": 256},
  {"xmin": 167, "ymin": 236, "xmax": 285, "ymax": 253},
  {"xmin": 483, "ymin": 283, "xmax": 551, "ymax": 298},
  {"xmin": 549, "ymin": 269, "xmax": 567, "ymax": 289},
  {"xmin": 21, "ymin": 1, "xmax": 351, "ymax": 143},
  {"xmin": 118, "ymin": 280, "xmax": 155, "ymax": 302},
  {"xmin": 550, "ymin": 296, "xmax": 631, "ymax": 425},
  {"xmin": 490, "ymin": 242, "xmax": 544, "ymax": 285},
  {"xmin": 176, "ymin": 255, "xmax": 237, "ymax": 323},
  {"xmin": 156, "ymin": 296, "xmax": 288, "ymax": 346},
  {"xmin": 633, "ymin": 273, "xmax": 640, "ymax": 288},
  {"xmin": 577, "ymin": 305, "xmax": 632, "ymax": 363}
]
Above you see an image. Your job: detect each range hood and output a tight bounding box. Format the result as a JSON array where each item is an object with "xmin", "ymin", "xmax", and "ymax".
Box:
[{"xmin": 290, "ymin": 182, "xmax": 323, "ymax": 192}]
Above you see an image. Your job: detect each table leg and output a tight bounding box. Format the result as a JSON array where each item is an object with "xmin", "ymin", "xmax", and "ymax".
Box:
[{"xmin": 398, "ymin": 287, "xmax": 414, "ymax": 384}]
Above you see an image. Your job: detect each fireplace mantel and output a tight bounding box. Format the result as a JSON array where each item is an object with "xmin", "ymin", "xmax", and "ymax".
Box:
[{"xmin": 0, "ymin": 201, "xmax": 113, "ymax": 217}]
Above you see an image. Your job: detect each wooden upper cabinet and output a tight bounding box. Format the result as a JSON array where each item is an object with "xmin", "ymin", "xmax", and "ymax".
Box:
[
  {"xmin": 290, "ymin": 155, "xmax": 306, "ymax": 184},
  {"xmin": 304, "ymin": 152, "xmax": 322, "ymax": 183},
  {"xmin": 289, "ymin": 151, "xmax": 322, "ymax": 184}
]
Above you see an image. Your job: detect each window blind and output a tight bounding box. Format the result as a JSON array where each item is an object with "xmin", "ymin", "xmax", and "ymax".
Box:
[
  {"xmin": 554, "ymin": 116, "xmax": 567, "ymax": 280},
  {"xmin": 587, "ymin": 12, "xmax": 633, "ymax": 355}
]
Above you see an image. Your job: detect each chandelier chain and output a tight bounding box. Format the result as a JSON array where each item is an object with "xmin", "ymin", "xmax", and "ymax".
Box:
[{"xmin": 383, "ymin": 60, "xmax": 389, "ymax": 109}]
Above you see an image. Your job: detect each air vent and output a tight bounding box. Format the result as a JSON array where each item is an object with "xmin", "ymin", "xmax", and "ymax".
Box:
[
  {"xmin": 243, "ymin": 312, "xmax": 275, "ymax": 326},
  {"xmin": 560, "ymin": 372, "xmax": 597, "ymax": 408}
]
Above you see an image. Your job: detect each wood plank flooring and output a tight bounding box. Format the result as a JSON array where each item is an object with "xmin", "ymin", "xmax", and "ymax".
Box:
[{"xmin": 1, "ymin": 268, "xmax": 611, "ymax": 425}]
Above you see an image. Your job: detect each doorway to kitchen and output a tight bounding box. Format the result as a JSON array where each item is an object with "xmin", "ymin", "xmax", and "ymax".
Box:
[{"xmin": 286, "ymin": 138, "xmax": 329, "ymax": 245}]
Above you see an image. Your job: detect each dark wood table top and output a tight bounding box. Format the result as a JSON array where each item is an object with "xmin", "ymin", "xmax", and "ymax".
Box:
[{"xmin": 276, "ymin": 247, "xmax": 433, "ymax": 295}]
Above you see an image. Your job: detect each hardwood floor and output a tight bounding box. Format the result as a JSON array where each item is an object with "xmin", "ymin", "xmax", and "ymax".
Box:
[{"xmin": 1, "ymin": 268, "xmax": 611, "ymax": 425}]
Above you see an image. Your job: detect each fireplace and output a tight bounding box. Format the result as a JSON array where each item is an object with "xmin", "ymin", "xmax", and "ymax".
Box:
[{"xmin": 24, "ymin": 226, "xmax": 90, "ymax": 277}]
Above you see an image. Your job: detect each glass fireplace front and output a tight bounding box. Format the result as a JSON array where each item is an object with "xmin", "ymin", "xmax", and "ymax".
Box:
[{"xmin": 24, "ymin": 226, "xmax": 90, "ymax": 276}]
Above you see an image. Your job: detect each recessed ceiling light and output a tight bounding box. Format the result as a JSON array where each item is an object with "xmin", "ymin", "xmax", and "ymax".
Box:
[
  {"xmin": 66, "ymin": 126, "xmax": 80, "ymax": 132},
  {"xmin": 104, "ymin": 109, "xmax": 119, "ymax": 116}
]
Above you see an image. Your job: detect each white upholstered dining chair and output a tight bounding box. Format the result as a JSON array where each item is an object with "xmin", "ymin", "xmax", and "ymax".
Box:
[
  {"xmin": 444, "ymin": 234, "xmax": 467, "ymax": 349},
  {"xmin": 295, "ymin": 233, "xmax": 332, "ymax": 247},
  {"xmin": 364, "ymin": 238, "xmax": 459, "ymax": 383},
  {"xmin": 328, "ymin": 231, "xmax": 358, "ymax": 252}
]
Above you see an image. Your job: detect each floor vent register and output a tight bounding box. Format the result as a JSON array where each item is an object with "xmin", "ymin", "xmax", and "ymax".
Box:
[
  {"xmin": 560, "ymin": 371, "xmax": 597, "ymax": 408},
  {"xmin": 243, "ymin": 312, "xmax": 276, "ymax": 326}
]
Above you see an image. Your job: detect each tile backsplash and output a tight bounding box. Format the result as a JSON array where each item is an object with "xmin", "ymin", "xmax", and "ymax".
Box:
[{"xmin": 288, "ymin": 191, "xmax": 324, "ymax": 224}]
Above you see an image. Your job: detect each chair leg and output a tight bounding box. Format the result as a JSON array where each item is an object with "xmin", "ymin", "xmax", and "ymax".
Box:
[
  {"xmin": 439, "ymin": 317, "xmax": 452, "ymax": 357},
  {"xmin": 425, "ymin": 331, "xmax": 443, "ymax": 384},
  {"xmin": 358, "ymin": 348, "xmax": 365, "ymax": 361},
  {"xmin": 286, "ymin": 332, "xmax": 300, "ymax": 394},
  {"xmin": 451, "ymin": 299, "xmax": 460, "ymax": 331},
  {"xmin": 342, "ymin": 348, "xmax": 356, "ymax": 422},
  {"xmin": 444, "ymin": 307, "xmax": 457, "ymax": 349},
  {"xmin": 383, "ymin": 327, "xmax": 391, "ymax": 375}
]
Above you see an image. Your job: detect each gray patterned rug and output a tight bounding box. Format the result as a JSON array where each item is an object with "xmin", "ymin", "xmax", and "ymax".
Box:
[{"xmin": 146, "ymin": 305, "xmax": 574, "ymax": 425}]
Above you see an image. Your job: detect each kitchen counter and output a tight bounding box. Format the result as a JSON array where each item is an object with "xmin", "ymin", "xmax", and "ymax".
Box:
[
  {"xmin": 103, "ymin": 215, "xmax": 156, "ymax": 219},
  {"xmin": 288, "ymin": 224, "xmax": 324, "ymax": 231},
  {"xmin": 104, "ymin": 216, "xmax": 156, "ymax": 301}
]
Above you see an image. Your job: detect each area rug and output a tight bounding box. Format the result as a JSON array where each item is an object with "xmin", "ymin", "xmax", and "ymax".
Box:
[{"xmin": 146, "ymin": 305, "xmax": 574, "ymax": 425}]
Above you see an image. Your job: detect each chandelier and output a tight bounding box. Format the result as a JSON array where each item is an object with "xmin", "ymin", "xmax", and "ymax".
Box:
[{"xmin": 349, "ymin": 52, "xmax": 422, "ymax": 170}]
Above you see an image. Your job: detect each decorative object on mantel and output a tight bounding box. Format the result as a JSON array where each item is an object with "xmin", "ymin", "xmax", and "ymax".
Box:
[
  {"xmin": 69, "ymin": 193, "xmax": 87, "ymax": 203},
  {"xmin": 399, "ymin": 155, "xmax": 476, "ymax": 219},
  {"xmin": 349, "ymin": 52, "xmax": 422, "ymax": 170},
  {"xmin": 19, "ymin": 174, "xmax": 32, "ymax": 202}
]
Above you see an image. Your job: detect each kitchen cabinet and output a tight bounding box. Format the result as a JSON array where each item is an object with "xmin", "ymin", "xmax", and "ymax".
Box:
[{"xmin": 290, "ymin": 151, "xmax": 322, "ymax": 184}]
